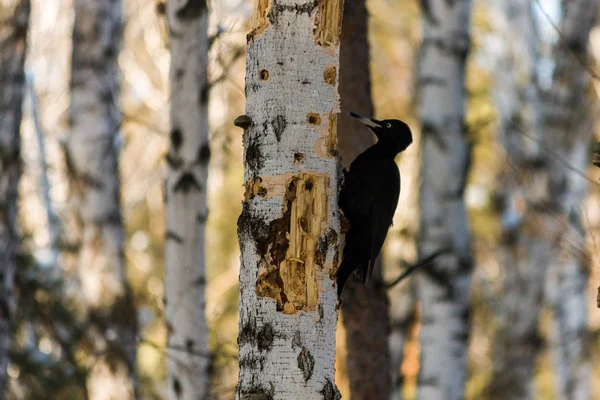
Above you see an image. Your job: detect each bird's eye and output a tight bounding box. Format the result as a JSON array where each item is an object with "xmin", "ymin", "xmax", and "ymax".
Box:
[{"xmin": 386, "ymin": 123, "xmax": 392, "ymax": 128}]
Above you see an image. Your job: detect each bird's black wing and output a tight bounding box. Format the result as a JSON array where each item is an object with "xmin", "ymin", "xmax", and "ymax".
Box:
[
  {"xmin": 365, "ymin": 162, "xmax": 400, "ymax": 281},
  {"xmin": 339, "ymin": 158, "xmax": 400, "ymax": 283}
]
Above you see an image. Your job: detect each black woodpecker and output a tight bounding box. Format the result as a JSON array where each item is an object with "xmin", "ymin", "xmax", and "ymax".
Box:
[{"xmin": 337, "ymin": 112, "xmax": 413, "ymax": 297}]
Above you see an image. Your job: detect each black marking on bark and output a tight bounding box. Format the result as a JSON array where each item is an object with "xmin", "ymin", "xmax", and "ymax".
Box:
[
  {"xmin": 239, "ymin": 354, "xmax": 267, "ymax": 372},
  {"xmin": 245, "ymin": 134, "xmax": 265, "ymax": 172},
  {"xmin": 174, "ymin": 172, "xmax": 201, "ymax": 193},
  {"xmin": 420, "ymin": 76, "xmax": 446, "ymax": 87},
  {"xmin": 318, "ymin": 304, "xmax": 324, "ymax": 320},
  {"xmin": 198, "ymin": 143, "xmax": 211, "ymax": 164},
  {"xmin": 197, "ymin": 211, "xmax": 209, "ymax": 223},
  {"xmin": 175, "ymin": 68, "xmax": 184, "ymax": 80},
  {"xmin": 175, "ymin": 0, "xmax": 206, "ymax": 20},
  {"xmin": 257, "ymin": 323, "xmax": 274, "ymax": 351},
  {"xmin": 166, "ymin": 321, "xmax": 174, "ymax": 334},
  {"xmin": 272, "ymin": 115, "xmax": 286, "ymax": 142},
  {"xmin": 166, "ymin": 153, "xmax": 184, "ymax": 169},
  {"xmin": 186, "ymin": 338, "xmax": 195, "ymax": 353},
  {"xmin": 173, "ymin": 376, "xmax": 182, "ymax": 396},
  {"xmin": 292, "ymin": 331, "xmax": 302, "ymax": 349},
  {"xmin": 166, "ymin": 231, "xmax": 184, "ymax": 244},
  {"xmin": 239, "ymin": 384, "xmax": 274, "ymax": 400},
  {"xmin": 420, "ymin": 0, "xmax": 438, "ymax": 25},
  {"xmin": 421, "ymin": 121, "xmax": 447, "ymax": 150},
  {"xmin": 316, "ymin": 229, "xmax": 337, "ymax": 266},
  {"xmin": 238, "ymin": 318, "xmax": 257, "ymax": 347},
  {"xmin": 297, "ymin": 347, "xmax": 315, "ymax": 382},
  {"xmin": 194, "ymin": 276, "xmax": 206, "ymax": 285},
  {"xmin": 171, "ymin": 128, "xmax": 183, "ymax": 151},
  {"xmin": 81, "ymin": 173, "xmax": 104, "ymax": 189},
  {"xmin": 320, "ymin": 378, "xmax": 341, "ymax": 400},
  {"xmin": 294, "ymin": 152, "xmax": 305, "ymax": 162},
  {"xmin": 199, "ymin": 83, "xmax": 209, "ymax": 105},
  {"xmin": 302, "ymin": 79, "xmax": 311, "ymax": 85}
]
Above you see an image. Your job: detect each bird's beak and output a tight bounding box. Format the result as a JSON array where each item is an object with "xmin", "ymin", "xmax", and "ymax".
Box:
[{"xmin": 350, "ymin": 112, "xmax": 382, "ymax": 129}]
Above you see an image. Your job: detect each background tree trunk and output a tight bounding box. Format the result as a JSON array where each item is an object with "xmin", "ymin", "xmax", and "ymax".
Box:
[
  {"xmin": 338, "ymin": 0, "xmax": 391, "ymax": 398},
  {"xmin": 487, "ymin": 1, "xmax": 551, "ymax": 398},
  {"xmin": 416, "ymin": 1, "xmax": 473, "ymax": 399},
  {"xmin": 0, "ymin": 0, "xmax": 29, "ymax": 397},
  {"xmin": 235, "ymin": 1, "xmax": 344, "ymax": 398},
  {"xmin": 66, "ymin": 0, "xmax": 137, "ymax": 398},
  {"xmin": 541, "ymin": 1, "xmax": 596, "ymax": 398},
  {"xmin": 165, "ymin": 1, "xmax": 211, "ymax": 399}
]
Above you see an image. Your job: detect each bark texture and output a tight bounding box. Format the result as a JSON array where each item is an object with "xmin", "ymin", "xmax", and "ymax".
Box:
[
  {"xmin": 542, "ymin": 1, "xmax": 596, "ymax": 398},
  {"xmin": 338, "ymin": 0, "xmax": 391, "ymax": 398},
  {"xmin": 416, "ymin": 1, "xmax": 473, "ymax": 399},
  {"xmin": 236, "ymin": 1, "xmax": 344, "ymax": 398},
  {"xmin": 487, "ymin": 2, "xmax": 550, "ymax": 398},
  {"xmin": 0, "ymin": 0, "xmax": 29, "ymax": 397},
  {"xmin": 165, "ymin": 1, "xmax": 211, "ymax": 399},
  {"xmin": 67, "ymin": 0, "xmax": 137, "ymax": 398}
]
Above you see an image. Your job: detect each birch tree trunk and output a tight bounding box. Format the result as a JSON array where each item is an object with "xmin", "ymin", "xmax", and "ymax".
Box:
[
  {"xmin": 338, "ymin": 0, "xmax": 391, "ymax": 397},
  {"xmin": 487, "ymin": 2, "xmax": 552, "ymax": 398},
  {"xmin": 416, "ymin": 1, "xmax": 473, "ymax": 399},
  {"xmin": 165, "ymin": 1, "xmax": 211, "ymax": 399},
  {"xmin": 235, "ymin": 1, "xmax": 344, "ymax": 398},
  {"xmin": 66, "ymin": 0, "xmax": 137, "ymax": 398},
  {"xmin": 0, "ymin": 0, "xmax": 29, "ymax": 397},
  {"xmin": 541, "ymin": 1, "xmax": 596, "ymax": 397}
]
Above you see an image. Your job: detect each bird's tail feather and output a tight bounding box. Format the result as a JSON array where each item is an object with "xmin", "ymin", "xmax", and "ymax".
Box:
[{"xmin": 337, "ymin": 225, "xmax": 370, "ymax": 296}]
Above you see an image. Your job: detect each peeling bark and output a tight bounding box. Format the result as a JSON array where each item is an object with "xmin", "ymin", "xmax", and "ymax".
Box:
[
  {"xmin": 0, "ymin": 0, "xmax": 29, "ymax": 397},
  {"xmin": 67, "ymin": 0, "xmax": 137, "ymax": 397},
  {"xmin": 236, "ymin": 0, "xmax": 344, "ymax": 397},
  {"xmin": 337, "ymin": 0, "xmax": 392, "ymax": 398},
  {"xmin": 416, "ymin": 1, "xmax": 473, "ymax": 399},
  {"xmin": 165, "ymin": 1, "xmax": 211, "ymax": 399}
]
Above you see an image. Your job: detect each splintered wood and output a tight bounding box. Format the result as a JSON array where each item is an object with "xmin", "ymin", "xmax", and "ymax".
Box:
[{"xmin": 256, "ymin": 173, "xmax": 328, "ymax": 313}]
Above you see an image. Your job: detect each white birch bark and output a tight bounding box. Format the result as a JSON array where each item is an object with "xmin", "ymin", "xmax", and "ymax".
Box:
[
  {"xmin": 236, "ymin": 1, "xmax": 343, "ymax": 398},
  {"xmin": 0, "ymin": 0, "xmax": 29, "ymax": 397},
  {"xmin": 416, "ymin": 1, "xmax": 473, "ymax": 399},
  {"xmin": 66, "ymin": 0, "xmax": 137, "ymax": 398},
  {"xmin": 541, "ymin": 1, "xmax": 596, "ymax": 397},
  {"xmin": 487, "ymin": 2, "xmax": 553, "ymax": 398},
  {"xmin": 165, "ymin": 1, "xmax": 211, "ymax": 399}
]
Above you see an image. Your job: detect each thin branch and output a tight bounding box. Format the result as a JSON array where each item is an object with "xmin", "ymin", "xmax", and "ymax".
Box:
[{"xmin": 386, "ymin": 248, "xmax": 451, "ymax": 289}]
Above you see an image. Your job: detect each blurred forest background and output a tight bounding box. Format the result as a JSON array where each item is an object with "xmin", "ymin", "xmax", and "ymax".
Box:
[{"xmin": 2, "ymin": 0, "xmax": 600, "ymax": 399}]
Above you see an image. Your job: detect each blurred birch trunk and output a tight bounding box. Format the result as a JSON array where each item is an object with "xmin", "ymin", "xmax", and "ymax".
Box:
[
  {"xmin": 542, "ymin": 1, "xmax": 596, "ymax": 398},
  {"xmin": 487, "ymin": 2, "xmax": 551, "ymax": 398},
  {"xmin": 416, "ymin": 1, "xmax": 473, "ymax": 399},
  {"xmin": 66, "ymin": 0, "xmax": 137, "ymax": 398},
  {"xmin": 0, "ymin": 0, "xmax": 29, "ymax": 397},
  {"xmin": 165, "ymin": 1, "xmax": 211, "ymax": 399},
  {"xmin": 338, "ymin": 0, "xmax": 391, "ymax": 397},
  {"xmin": 235, "ymin": 1, "xmax": 343, "ymax": 398}
]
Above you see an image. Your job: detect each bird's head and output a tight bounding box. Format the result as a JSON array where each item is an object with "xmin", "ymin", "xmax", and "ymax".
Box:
[{"xmin": 350, "ymin": 112, "xmax": 413, "ymax": 153}]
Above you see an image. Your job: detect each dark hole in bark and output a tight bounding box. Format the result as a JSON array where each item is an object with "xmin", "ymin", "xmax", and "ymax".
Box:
[{"xmin": 259, "ymin": 69, "xmax": 269, "ymax": 81}]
